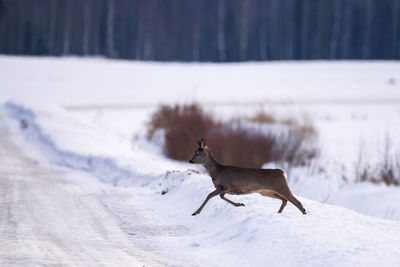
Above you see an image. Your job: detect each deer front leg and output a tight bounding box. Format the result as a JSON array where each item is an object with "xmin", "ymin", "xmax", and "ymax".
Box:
[
  {"xmin": 192, "ymin": 187, "xmax": 225, "ymax": 216},
  {"xmin": 220, "ymin": 193, "xmax": 245, "ymax": 207}
]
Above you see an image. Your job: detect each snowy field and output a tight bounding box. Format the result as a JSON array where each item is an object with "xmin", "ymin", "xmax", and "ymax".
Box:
[{"xmin": 1, "ymin": 56, "xmax": 400, "ymax": 266}]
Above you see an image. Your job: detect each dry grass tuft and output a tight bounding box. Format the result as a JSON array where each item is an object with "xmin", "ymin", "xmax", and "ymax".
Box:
[
  {"xmin": 248, "ymin": 111, "xmax": 276, "ymax": 124},
  {"xmin": 355, "ymin": 136, "xmax": 400, "ymax": 186}
]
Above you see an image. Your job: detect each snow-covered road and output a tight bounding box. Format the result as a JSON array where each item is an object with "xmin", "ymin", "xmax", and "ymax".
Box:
[{"xmin": 0, "ymin": 125, "xmax": 164, "ymax": 266}]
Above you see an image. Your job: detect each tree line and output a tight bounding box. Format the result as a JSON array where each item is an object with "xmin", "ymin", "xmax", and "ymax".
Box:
[{"xmin": 0, "ymin": 0, "xmax": 399, "ymax": 61}]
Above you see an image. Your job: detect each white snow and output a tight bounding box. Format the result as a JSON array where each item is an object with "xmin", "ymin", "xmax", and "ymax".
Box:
[
  {"xmin": 1, "ymin": 55, "xmax": 400, "ymax": 266},
  {"xmin": 1, "ymin": 55, "xmax": 400, "ymax": 106}
]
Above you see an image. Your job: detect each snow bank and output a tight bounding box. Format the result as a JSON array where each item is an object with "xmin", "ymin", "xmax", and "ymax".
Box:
[
  {"xmin": 3, "ymin": 101, "xmax": 143, "ymax": 186},
  {"xmin": 2, "ymin": 101, "xmax": 191, "ymax": 188}
]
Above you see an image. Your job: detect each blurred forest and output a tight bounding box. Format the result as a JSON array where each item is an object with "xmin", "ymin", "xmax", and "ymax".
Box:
[{"xmin": 0, "ymin": 0, "xmax": 399, "ymax": 61}]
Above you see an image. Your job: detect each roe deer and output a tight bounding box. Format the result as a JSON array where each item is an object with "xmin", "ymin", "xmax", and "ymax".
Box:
[{"xmin": 189, "ymin": 139, "xmax": 306, "ymax": 216}]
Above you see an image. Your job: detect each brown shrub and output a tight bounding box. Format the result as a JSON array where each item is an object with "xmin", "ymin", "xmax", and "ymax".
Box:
[
  {"xmin": 148, "ymin": 103, "xmax": 319, "ymax": 168},
  {"xmin": 147, "ymin": 104, "xmax": 216, "ymax": 161},
  {"xmin": 276, "ymin": 125, "xmax": 319, "ymax": 166},
  {"xmin": 147, "ymin": 104, "xmax": 214, "ymax": 138},
  {"xmin": 206, "ymin": 126, "xmax": 277, "ymax": 168}
]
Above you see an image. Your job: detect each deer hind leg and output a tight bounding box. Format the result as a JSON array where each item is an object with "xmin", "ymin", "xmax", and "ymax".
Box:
[
  {"xmin": 274, "ymin": 194, "xmax": 287, "ymax": 213},
  {"xmin": 260, "ymin": 191, "xmax": 287, "ymax": 213},
  {"xmin": 278, "ymin": 190, "xmax": 306, "ymax": 215},
  {"xmin": 220, "ymin": 193, "xmax": 245, "ymax": 207}
]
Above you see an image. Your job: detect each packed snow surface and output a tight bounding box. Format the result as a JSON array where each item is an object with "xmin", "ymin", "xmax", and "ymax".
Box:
[{"xmin": 1, "ymin": 56, "xmax": 400, "ymax": 266}]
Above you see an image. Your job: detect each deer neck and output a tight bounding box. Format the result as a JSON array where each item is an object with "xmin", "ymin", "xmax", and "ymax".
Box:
[{"xmin": 203, "ymin": 153, "xmax": 221, "ymax": 176}]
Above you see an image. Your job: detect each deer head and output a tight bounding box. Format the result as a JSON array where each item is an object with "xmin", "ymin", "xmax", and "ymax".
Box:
[{"xmin": 189, "ymin": 138, "xmax": 209, "ymax": 164}]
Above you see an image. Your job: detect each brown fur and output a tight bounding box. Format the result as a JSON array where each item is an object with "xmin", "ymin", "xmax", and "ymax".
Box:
[{"xmin": 189, "ymin": 139, "xmax": 306, "ymax": 216}]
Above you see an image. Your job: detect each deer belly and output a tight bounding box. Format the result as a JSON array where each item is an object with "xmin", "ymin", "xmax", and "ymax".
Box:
[{"xmin": 227, "ymin": 185, "xmax": 252, "ymax": 195}]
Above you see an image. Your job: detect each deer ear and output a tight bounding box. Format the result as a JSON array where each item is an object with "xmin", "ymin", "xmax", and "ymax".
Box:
[{"xmin": 199, "ymin": 138, "xmax": 206, "ymax": 149}]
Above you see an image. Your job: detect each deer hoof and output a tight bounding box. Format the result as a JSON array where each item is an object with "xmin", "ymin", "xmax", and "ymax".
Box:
[
  {"xmin": 237, "ymin": 203, "xmax": 245, "ymax": 207},
  {"xmin": 192, "ymin": 212, "xmax": 198, "ymax": 216}
]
